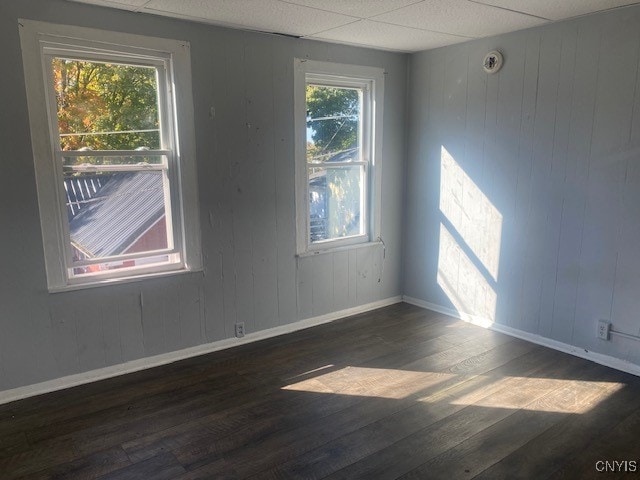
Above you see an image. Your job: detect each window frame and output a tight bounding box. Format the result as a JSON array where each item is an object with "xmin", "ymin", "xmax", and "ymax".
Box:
[
  {"xmin": 19, "ymin": 20, "xmax": 202, "ymax": 291},
  {"xmin": 294, "ymin": 59, "xmax": 384, "ymax": 255}
]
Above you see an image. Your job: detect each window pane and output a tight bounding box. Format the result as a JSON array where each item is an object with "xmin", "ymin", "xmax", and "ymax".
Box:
[
  {"xmin": 52, "ymin": 58, "xmax": 160, "ymax": 150},
  {"xmin": 64, "ymin": 170, "xmax": 170, "ymax": 273},
  {"xmin": 309, "ymin": 166, "xmax": 363, "ymax": 243},
  {"xmin": 306, "ymin": 85, "xmax": 361, "ymax": 164}
]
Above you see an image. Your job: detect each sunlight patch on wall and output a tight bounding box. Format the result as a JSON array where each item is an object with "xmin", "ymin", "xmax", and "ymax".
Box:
[
  {"xmin": 437, "ymin": 223, "xmax": 497, "ymax": 323},
  {"xmin": 439, "ymin": 146, "xmax": 502, "ymax": 280},
  {"xmin": 437, "ymin": 146, "xmax": 502, "ymax": 324}
]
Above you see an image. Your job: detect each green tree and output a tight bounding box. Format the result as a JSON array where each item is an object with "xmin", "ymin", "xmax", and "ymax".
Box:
[
  {"xmin": 53, "ymin": 58, "xmax": 159, "ymax": 152},
  {"xmin": 306, "ymin": 85, "xmax": 359, "ymax": 162}
]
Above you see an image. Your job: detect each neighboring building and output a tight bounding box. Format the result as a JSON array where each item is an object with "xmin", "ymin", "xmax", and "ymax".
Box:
[
  {"xmin": 309, "ymin": 147, "xmax": 361, "ymax": 242},
  {"xmin": 64, "ymin": 171, "xmax": 167, "ymax": 273}
]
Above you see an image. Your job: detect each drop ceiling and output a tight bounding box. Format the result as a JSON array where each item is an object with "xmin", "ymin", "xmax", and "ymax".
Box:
[{"xmin": 67, "ymin": 0, "xmax": 640, "ymax": 52}]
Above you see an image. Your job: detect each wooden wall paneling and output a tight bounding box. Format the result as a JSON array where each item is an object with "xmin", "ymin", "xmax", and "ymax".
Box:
[
  {"xmin": 573, "ymin": 12, "xmax": 640, "ymax": 352},
  {"xmin": 162, "ymin": 281, "xmax": 184, "ymax": 353},
  {"xmin": 442, "ymin": 45, "xmax": 468, "ymax": 149},
  {"xmin": 99, "ymin": 293, "xmax": 122, "ymax": 367},
  {"xmin": 312, "ymin": 254, "xmax": 335, "ymax": 317},
  {"xmin": 517, "ymin": 26, "xmax": 563, "ymax": 335},
  {"xmin": 139, "ymin": 281, "xmax": 169, "ymax": 357},
  {"xmin": 479, "ymin": 46, "xmax": 499, "ymax": 199},
  {"xmin": 537, "ymin": 23, "xmax": 578, "ymax": 341},
  {"xmin": 551, "ymin": 16, "xmax": 602, "ymax": 345},
  {"xmin": 245, "ymin": 38, "xmax": 280, "ymax": 331},
  {"xmin": 28, "ymin": 295, "xmax": 58, "ymax": 384},
  {"xmin": 296, "ymin": 256, "xmax": 314, "ymax": 319},
  {"xmin": 609, "ymin": 8, "xmax": 640, "ymax": 345},
  {"xmin": 228, "ymin": 34, "xmax": 256, "ymax": 334},
  {"xmin": 272, "ymin": 42, "xmax": 298, "ymax": 327},
  {"xmin": 355, "ymin": 247, "xmax": 374, "ymax": 305},
  {"xmin": 116, "ymin": 290, "xmax": 145, "ymax": 363},
  {"xmin": 333, "ymin": 251, "xmax": 350, "ymax": 311},
  {"xmin": 509, "ymin": 31, "xmax": 541, "ymax": 331},
  {"xmin": 377, "ymin": 57, "xmax": 405, "ymax": 301},
  {"xmin": 213, "ymin": 31, "xmax": 242, "ymax": 341},
  {"xmin": 611, "ymin": 165, "xmax": 640, "ymax": 337},
  {"xmin": 48, "ymin": 295, "xmax": 80, "ymax": 379},
  {"xmin": 424, "ymin": 49, "xmax": 446, "ymax": 304},
  {"xmin": 462, "ymin": 41, "xmax": 488, "ymax": 188},
  {"xmin": 348, "ymin": 249, "xmax": 358, "ymax": 307},
  {"xmin": 402, "ymin": 55, "xmax": 430, "ymax": 298},
  {"xmin": 440, "ymin": 44, "xmax": 470, "ymax": 314},
  {"xmin": 74, "ymin": 290, "xmax": 107, "ymax": 372},
  {"xmin": 1, "ymin": 291, "xmax": 40, "ymax": 388},
  {"xmin": 476, "ymin": 43, "xmax": 500, "ymax": 322},
  {"xmin": 178, "ymin": 276, "xmax": 205, "ymax": 349},
  {"xmin": 491, "ymin": 36, "xmax": 526, "ymax": 329},
  {"xmin": 197, "ymin": 33, "xmax": 227, "ymax": 343}
]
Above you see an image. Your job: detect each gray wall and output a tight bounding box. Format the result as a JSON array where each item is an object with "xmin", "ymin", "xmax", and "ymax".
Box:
[
  {"xmin": 404, "ymin": 5, "xmax": 640, "ymax": 366},
  {"xmin": 0, "ymin": 0, "xmax": 406, "ymax": 391}
]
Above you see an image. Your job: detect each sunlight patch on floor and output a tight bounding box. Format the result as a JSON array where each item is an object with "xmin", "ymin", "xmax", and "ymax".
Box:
[
  {"xmin": 282, "ymin": 365, "xmax": 626, "ymax": 414},
  {"xmin": 284, "ymin": 364, "xmax": 336, "ymax": 380},
  {"xmin": 282, "ymin": 366, "xmax": 456, "ymax": 399},
  {"xmin": 445, "ymin": 377, "xmax": 625, "ymax": 414}
]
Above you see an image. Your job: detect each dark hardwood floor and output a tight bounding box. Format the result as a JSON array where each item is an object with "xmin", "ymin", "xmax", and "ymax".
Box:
[{"xmin": 1, "ymin": 303, "xmax": 639, "ymax": 479}]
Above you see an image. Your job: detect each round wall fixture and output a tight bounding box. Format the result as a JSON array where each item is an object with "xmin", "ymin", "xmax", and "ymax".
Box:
[{"xmin": 482, "ymin": 50, "xmax": 503, "ymax": 74}]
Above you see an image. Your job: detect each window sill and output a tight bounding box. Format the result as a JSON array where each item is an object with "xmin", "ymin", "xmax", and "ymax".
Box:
[
  {"xmin": 296, "ymin": 240, "xmax": 383, "ymax": 258},
  {"xmin": 48, "ymin": 267, "xmax": 203, "ymax": 294}
]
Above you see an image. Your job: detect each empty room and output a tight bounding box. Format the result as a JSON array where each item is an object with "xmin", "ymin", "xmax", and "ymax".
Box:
[{"xmin": 2, "ymin": 0, "xmax": 640, "ymax": 478}]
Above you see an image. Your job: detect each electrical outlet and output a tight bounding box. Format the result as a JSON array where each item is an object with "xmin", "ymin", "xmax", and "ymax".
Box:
[
  {"xmin": 235, "ymin": 322, "xmax": 245, "ymax": 338},
  {"xmin": 597, "ymin": 320, "xmax": 611, "ymax": 340}
]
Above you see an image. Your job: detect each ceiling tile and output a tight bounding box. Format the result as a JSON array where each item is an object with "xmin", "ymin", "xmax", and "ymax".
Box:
[
  {"xmin": 310, "ymin": 19, "xmax": 469, "ymax": 52},
  {"xmin": 471, "ymin": 0, "xmax": 640, "ymax": 21},
  {"xmin": 372, "ymin": 0, "xmax": 547, "ymax": 38},
  {"xmin": 143, "ymin": 0, "xmax": 356, "ymax": 36},
  {"xmin": 281, "ymin": 0, "xmax": 422, "ymax": 18}
]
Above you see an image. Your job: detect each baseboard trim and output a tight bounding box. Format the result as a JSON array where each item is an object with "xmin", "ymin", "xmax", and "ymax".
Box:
[
  {"xmin": 0, "ymin": 296, "xmax": 402, "ymax": 405},
  {"xmin": 402, "ymin": 295, "xmax": 640, "ymax": 378}
]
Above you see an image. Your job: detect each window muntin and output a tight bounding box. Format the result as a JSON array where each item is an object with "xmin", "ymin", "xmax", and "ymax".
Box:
[{"xmin": 20, "ymin": 20, "xmax": 202, "ymax": 291}]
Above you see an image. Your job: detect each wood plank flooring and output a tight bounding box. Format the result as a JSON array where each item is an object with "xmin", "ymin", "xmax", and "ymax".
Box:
[{"xmin": 1, "ymin": 303, "xmax": 639, "ymax": 479}]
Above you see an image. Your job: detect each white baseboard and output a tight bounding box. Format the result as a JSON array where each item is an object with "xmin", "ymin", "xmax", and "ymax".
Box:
[
  {"xmin": 0, "ymin": 296, "xmax": 402, "ymax": 405},
  {"xmin": 402, "ymin": 295, "xmax": 640, "ymax": 378}
]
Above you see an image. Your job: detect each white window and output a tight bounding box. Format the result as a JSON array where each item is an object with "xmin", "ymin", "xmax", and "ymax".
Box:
[
  {"xmin": 294, "ymin": 60, "xmax": 384, "ymax": 255},
  {"xmin": 19, "ymin": 20, "xmax": 202, "ymax": 291}
]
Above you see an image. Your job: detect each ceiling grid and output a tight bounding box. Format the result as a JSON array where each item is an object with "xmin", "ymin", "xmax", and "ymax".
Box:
[{"xmin": 68, "ymin": 0, "xmax": 640, "ymax": 52}]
